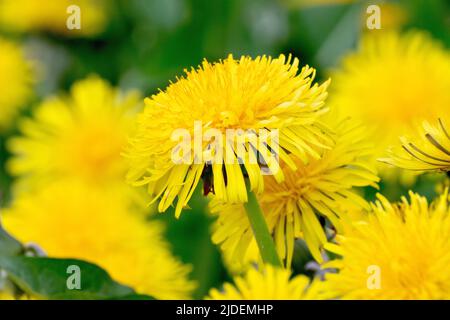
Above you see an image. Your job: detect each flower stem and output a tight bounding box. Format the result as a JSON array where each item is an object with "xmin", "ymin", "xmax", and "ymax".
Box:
[{"xmin": 244, "ymin": 189, "xmax": 282, "ymax": 267}]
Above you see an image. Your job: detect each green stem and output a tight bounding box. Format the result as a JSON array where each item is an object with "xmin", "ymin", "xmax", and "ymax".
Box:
[
  {"xmin": 244, "ymin": 189, "xmax": 282, "ymax": 267},
  {"xmin": 446, "ymin": 171, "xmax": 450, "ymax": 188}
]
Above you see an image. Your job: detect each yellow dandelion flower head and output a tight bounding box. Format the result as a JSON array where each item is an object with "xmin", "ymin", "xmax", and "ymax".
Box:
[
  {"xmin": 207, "ymin": 265, "xmax": 326, "ymax": 300},
  {"xmin": 126, "ymin": 54, "xmax": 332, "ymax": 217},
  {"xmin": 0, "ymin": 0, "xmax": 107, "ymax": 36},
  {"xmin": 7, "ymin": 76, "xmax": 142, "ymax": 190},
  {"xmin": 329, "ymin": 31, "xmax": 450, "ymax": 166},
  {"xmin": 0, "ymin": 37, "xmax": 33, "ymax": 131},
  {"xmin": 324, "ymin": 189, "xmax": 450, "ymax": 299},
  {"xmin": 383, "ymin": 117, "xmax": 450, "ymax": 173},
  {"xmin": 209, "ymin": 116, "xmax": 379, "ymax": 267},
  {"xmin": 1, "ymin": 180, "xmax": 195, "ymax": 299}
]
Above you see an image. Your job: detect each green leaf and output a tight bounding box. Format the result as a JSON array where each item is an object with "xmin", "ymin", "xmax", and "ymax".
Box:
[
  {"xmin": 0, "ymin": 255, "xmax": 153, "ymax": 300},
  {"xmin": 0, "ymin": 224, "xmax": 23, "ymax": 256}
]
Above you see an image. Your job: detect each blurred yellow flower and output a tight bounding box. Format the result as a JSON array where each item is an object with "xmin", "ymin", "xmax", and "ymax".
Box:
[
  {"xmin": 0, "ymin": 38, "xmax": 33, "ymax": 132},
  {"xmin": 126, "ymin": 54, "xmax": 332, "ymax": 218},
  {"xmin": 7, "ymin": 76, "xmax": 142, "ymax": 191},
  {"xmin": 1, "ymin": 180, "xmax": 195, "ymax": 299},
  {"xmin": 0, "ymin": 0, "xmax": 107, "ymax": 36},
  {"xmin": 383, "ymin": 118, "xmax": 450, "ymax": 173},
  {"xmin": 0, "ymin": 291, "xmax": 32, "ymax": 300},
  {"xmin": 210, "ymin": 117, "xmax": 379, "ymax": 266},
  {"xmin": 282, "ymin": 0, "xmax": 353, "ymax": 8},
  {"xmin": 329, "ymin": 31, "xmax": 450, "ymax": 173},
  {"xmin": 285, "ymin": 1, "xmax": 407, "ymax": 31},
  {"xmin": 207, "ymin": 265, "xmax": 326, "ymax": 300},
  {"xmin": 324, "ymin": 190, "xmax": 450, "ymax": 299}
]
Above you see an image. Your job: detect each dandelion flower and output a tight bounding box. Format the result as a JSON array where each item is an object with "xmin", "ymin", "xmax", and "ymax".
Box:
[
  {"xmin": 329, "ymin": 31, "xmax": 450, "ymax": 168},
  {"xmin": 126, "ymin": 54, "xmax": 332, "ymax": 217},
  {"xmin": 207, "ymin": 265, "xmax": 325, "ymax": 300},
  {"xmin": 1, "ymin": 180, "xmax": 195, "ymax": 299},
  {"xmin": 7, "ymin": 76, "xmax": 141, "ymax": 190},
  {"xmin": 0, "ymin": 38, "xmax": 33, "ymax": 131},
  {"xmin": 210, "ymin": 117, "xmax": 379, "ymax": 265},
  {"xmin": 0, "ymin": 0, "xmax": 107, "ymax": 36},
  {"xmin": 383, "ymin": 118, "xmax": 450, "ymax": 173},
  {"xmin": 324, "ymin": 190, "xmax": 450, "ymax": 299}
]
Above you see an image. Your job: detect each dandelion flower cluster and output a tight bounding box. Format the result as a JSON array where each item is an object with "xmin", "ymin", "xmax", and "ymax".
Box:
[
  {"xmin": 1, "ymin": 181, "xmax": 195, "ymax": 300},
  {"xmin": 1, "ymin": 12, "xmax": 447, "ymax": 300},
  {"xmin": 207, "ymin": 265, "xmax": 325, "ymax": 300},
  {"xmin": 210, "ymin": 116, "xmax": 379, "ymax": 266},
  {"xmin": 384, "ymin": 118, "xmax": 450, "ymax": 173},
  {"xmin": 0, "ymin": 38, "xmax": 33, "ymax": 131},
  {"xmin": 0, "ymin": 0, "xmax": 107, "ymax": 36},
  {"xmin": 324, "ymin": 190, "xmax": 450, "ymax": 299},
  {"xmin": 329, "ymin": 31, "xmax": 450, "ymax": 165},
  {"xmin": 126, "ymin": 54, "xmax": 332, "ymax": 217},
  {"xmin": 7, "ymin": 76, "xmax": 142, "ymax": 190}
]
